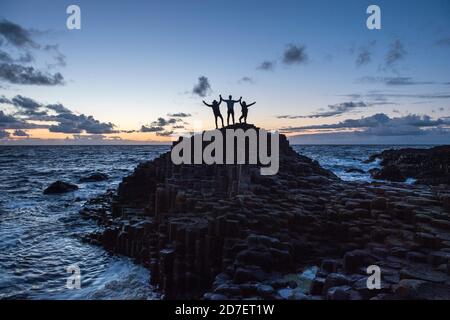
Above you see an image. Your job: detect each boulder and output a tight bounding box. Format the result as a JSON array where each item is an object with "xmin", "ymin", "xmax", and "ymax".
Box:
[
  {"xmin": 79, "ymin": 172, "xmax": 109, "ymax": 182},
  {"xmin": 394, "ymin": 279, "xmax": 450, "ymax": 300},
  {"xmin": 370, "ymin": 165, "xmax": 406, "ymax": 182},
  {"xmin": 43, "ymin": 180, "xmax": 78, "ymax": 194}
]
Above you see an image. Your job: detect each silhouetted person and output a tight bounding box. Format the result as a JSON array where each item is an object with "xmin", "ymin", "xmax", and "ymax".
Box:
[
  {"xmin": 239, "ymin": 100, "xmax": 256, "ymax": 124},
  {"xmin": 203, "ymin": 99, "xmax": 224, "ymax": 129},
  {"xmin": 220, "ymin": 95, "xmax": 241, "ymax": 126}
]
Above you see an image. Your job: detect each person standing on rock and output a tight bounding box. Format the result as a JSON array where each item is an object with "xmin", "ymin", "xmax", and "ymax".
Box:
[
  {"xmin": 202, "ymin": 98, "xmax": 224, "ymax": 129},
  {"xmin": 220, "ymin": 94, "xmax": 241, "ymax": 126},
  {"xmin": 239, "ymin": 100, "xmax": 256, "ymax": 124}
]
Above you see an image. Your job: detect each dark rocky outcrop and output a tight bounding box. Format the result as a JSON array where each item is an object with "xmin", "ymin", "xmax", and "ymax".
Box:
[
  {"xmin": 44, "ymin": 180, "xmax": 79, "ymax": 194},
  {"xmin": 79, "ymin": 172, "xmax": 109, "ymax": 183},
  {"xmin": 80, "ymin": 125, "xmax": 450, "ymax": 300},
  {"xmin": 345, "ymin": 168, "xmax": 365, "ymax": 174},
  {"xmin": 366, "ymin": 146, "xmax": 450, "ymax": 185},
  {"xmin": 369, "ymin": 165, "xmax": 406, "ymax": 182}
]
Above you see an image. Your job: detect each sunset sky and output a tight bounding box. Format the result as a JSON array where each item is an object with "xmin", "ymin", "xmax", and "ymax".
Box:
[{"xmin": 1, "ymin": 0, "xmax": 450, "ymax": 144}]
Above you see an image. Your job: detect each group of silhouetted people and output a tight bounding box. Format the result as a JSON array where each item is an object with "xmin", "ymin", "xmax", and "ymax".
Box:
[{"xmin": 203, "ymin": 95, "xmax": 256, "ymax": 129}]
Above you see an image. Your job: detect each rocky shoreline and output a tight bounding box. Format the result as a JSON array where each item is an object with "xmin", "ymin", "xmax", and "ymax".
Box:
[
  {"xmin": 366, "ymin": 145, "xmax": 450, "ymax": 185},
  {"xmin": 81, "ymin": 125, "xmax": 450, "ymax": 300}
]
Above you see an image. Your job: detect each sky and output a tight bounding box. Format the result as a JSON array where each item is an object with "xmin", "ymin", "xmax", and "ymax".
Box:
[{"xmin": 0, "ymin": 0, "xmax": 450, "ymax": 144}]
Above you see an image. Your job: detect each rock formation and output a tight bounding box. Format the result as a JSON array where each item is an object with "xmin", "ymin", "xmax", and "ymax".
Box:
[
  {"xmin": 44, "ymin": 180, "xmax": 79, "ymax": 194},
  {"xmin": 81, "ymin": 125, "xmax": 450, "ymax": 300},
  {"xmin": 367, "ymin": 146, "xmax": 450, "ymax": 185}
]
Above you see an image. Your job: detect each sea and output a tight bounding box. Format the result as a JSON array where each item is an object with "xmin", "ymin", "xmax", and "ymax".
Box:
[{"xmin": 0, "ymin": 144, "xmax": 435, "ymax": 299}]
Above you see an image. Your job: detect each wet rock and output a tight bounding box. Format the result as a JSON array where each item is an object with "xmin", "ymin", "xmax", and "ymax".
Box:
[
  {"xmin": 367, "ymin": 146, "xmax": 450, "ymax": 185},
  {"xmin": 400, "ymin": 264, "xmax": 448, "ymax": 283},
  {"xmin": 394, "ymin": 279, "xmax": 450, "ymax": 300},
  {"xmin": 326, "ymin": 285, "xmax": 352, "ymax": 300},
  {"xmin": 323, "ymin": 273, "xmax": 351, "ymax": 293},
  {"xmin": 343, "ymin": 249, "xmax": 373, "ymax": 273},
  {"xmin": 256, "ymin": 284, "xmax": 275, "ymax": 298},
  {"xmin": 44, "ymin": 180, "xmax": 78, "ymax": 194},
  {"xmin": 79, "ymin": 172, "xmax": 109, "ymax": 182},
  {"xmin": 370, "ymin": 165, "xmax": 406, "ymax": 182},
  {"xmin": 233, "ymin": 266, "xmax": 268, "ymax": 284}
]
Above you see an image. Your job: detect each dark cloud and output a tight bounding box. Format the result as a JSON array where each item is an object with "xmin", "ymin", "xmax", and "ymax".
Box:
[
  {"xmin": 140, "ymin": 125, "xmax": 164, "ymax": 133},
  {"xmin": 239, "ymin": 76, "xmax": 253, "ymax": 84},
  {"xmin": 385, "ymin": 40, "xmax": 406, "ymax": 67},
  {"xmin": 0, "ymin": 129, "xmax": 10, "ymax": 139},
  {"xmin": 0, "ymin": 95, "xmax": 11, "ymax": 104},
  {"xmin": 12, "ymin": 129, "xmax": 29, "ymax": 137},
  {"xmin": 280, "ymin": 113, "xmax": 449, "ymax": 137},
  {"xmin": 357, "ymin": 77, "xmax": 435, "ymax": 86},
  {"xmin": 44, "ymin": 45, "xmax": 66, "ymax": 67},
  {"xmin": 0, "ymin": 110, "xmax": 35, "ymax": 129},
  {"xmin": 257, "ymin": 61, "xmax": 275, "ymax": 71},
  {"xmin": 172, "ymin": 125, "xmax": 185, "ymax": 129},
  {"xmin": 46, "ymin": 103, "xmax": 72, "ymax": 114},
  {"xmin": 282, "ymin": 44, "xmax": 308, "ymax": 65},
  {"xmin": 1, "ymin": 95, "xmax": 117, "ymax": 134},
  {"xmin": 356, "ymin": 48, "xmax": 371, "ymax": 66},
  {"xmin": 341, "ymin": 91, "xmax": 450, "ymax": 107},
  {"xmin": 0, "ymin": 63, "xmax": 64, "ymax": 86},
  {"xmin": 167, "ymin": 112, "xmax": 191, "ymax": 117},
  {"xmin": 435, "ymin": 38, "xmax": 450, "ymax": 47},
  {"xmin": 152, "ymin": 117, "xmax": 179, "ymax": 127},
  {"xmin": 11, "ymin": 95, "xmax": 41, "ymax": 111},
  {"xmin": 278, "ymin": 101, "xmax": 367, "ymax": 119},
  {"xmin": 156, "ymin": 130, "xmax": 174, "ymax": 137},
  {"xmin": 0, "ymin": 20, "xmax": 66, "ymax": 88},
  {"xmin": 0, "ymin": 50, "xmax": 14, "ymax": 63},
  {"xmin": 49, "ymin": 113, "xmax": 116, "ymax": 134},
  {"xmin": 0, "ymin": 19, "xmax": 37, "ymax": 47},
  {"xmin": 192, "ymin": 76, "xmax": 211, "ymax": 97}
]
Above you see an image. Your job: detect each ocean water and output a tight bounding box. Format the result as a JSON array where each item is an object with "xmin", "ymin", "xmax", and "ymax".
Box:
[
  {"xmin": 0, "ymin": 145, "xmax": 169, "ymax": 299},
  {"xmin": 0, "ymin": 144, "xmax": 434, "ymax": 299},
  {"xmin": 293, "ymin": 145, "xmax": 435, "ymax": 182}
]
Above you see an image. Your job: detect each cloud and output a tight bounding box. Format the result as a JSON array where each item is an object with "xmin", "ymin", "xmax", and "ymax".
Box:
[
  {"xmin": 192, "ymin": 76, "xmax": 211, "ymax": 97},
  {"xmin": 341, "ymin": 91, "xmax": 450, "ymax": 108},
  {"xmin": 282, "ymin": 44, "xmax": 308, "ymax": 65},
  {"xmin": 140, "ymin": 125, "xmax": 164, "ymax": 133},
  {"xmin": 167, "ymin": 112, "xmax": 191, "ymax": 117},
  {"xmin": 49, "ymin": 113, "xmax": 116, "ymax": 134},
  {"xmin": 356, "ymin": 48, "xmax": 371, "ymax": 66},
  {"xmin": 357, "ymin": 76, "xmax": 435, "ymax": 86},
  {"xmin": 152, "ymin": 117, "xmax": 179, "ymax": 127},
  {"xmin": 278, "ymin": 101, "xmax": 368, "ymax": 119},
  {"xmin": 0, "ymin": 19, "xmax": 37, "ymax": 47},
  {"xmin": 0, "ymin": 109, "xmax": 38, "ymax": 129},
  {"xmin": 44, "ymin": 45, "xmax": 66, "ymax": 68},
  {"xmin": 0, "ymin": 129, "xmax": 10, "ymax": 139},
  {"xmin": 257, "ymin": 61, "xmax": 275, "ymax": 71},
  {"xmin": 280, "ymin": 113, "xmax": 449, "ymax": 137},
  {"xmin": 0, "ymin": 63, "xmax": 64, "ymax": 85},
  {"xmin": 12, "ymin": 129, "xmax": 29, "ymax": 137},
  {"xmin": 46, "ymin": 103, "xmax": 72, "ymax": 114},
  {"xmin": 0, "ymin": 95, "xmax": 117, "ymax": 134},
  {"xmin": 435, "ymin": 37, "xmax": 450, "ymax": 47},
  {"xmin": 239, "ymin": 76, "xmax": 253, "ymax": 84},
  {"xmin": 0, "ymin": 20, "xmax": 66, "ymax": 88},
  {"xmin": 156, "ymin": 130, "xmax": 174, "ymax": 137},
  {"xmin": 385, "ymin": 40, "xmax": 406, "ymax": 67}
]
